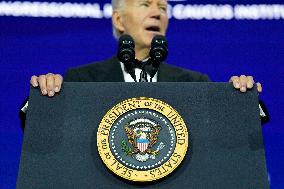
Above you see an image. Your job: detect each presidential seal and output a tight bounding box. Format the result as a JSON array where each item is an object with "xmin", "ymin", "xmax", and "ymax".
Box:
[{"xmin": 97, "ymin": 97, "xmax": 188, "ymax": 182}]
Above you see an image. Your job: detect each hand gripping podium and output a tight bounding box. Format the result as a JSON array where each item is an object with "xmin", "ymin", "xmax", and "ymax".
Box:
[{"xmin": 17, "ymin": 82, "xmax": 269, "ymax": 189}]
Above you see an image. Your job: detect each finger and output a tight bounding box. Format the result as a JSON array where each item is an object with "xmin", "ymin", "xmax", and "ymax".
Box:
[
  {"xmin": 46, "ymin": 73, "xmax": 55, "ymax": 97},
  {"xmin": 37, "ymin": 75, "xmax": 48, "ymax": 95},
  {"xmin": 54, "ymin": 74, "xmax": 63, "ymax": 93},
  {"xmin": 239, "ymin": 75, "xmax": 247, "ymax": 92},
  {"xmin": 246, "ymin": 76, "xmax": 254, "ymax": 89},
  {"xmin": 230, "ymin": 76, "xmax": 240, "ymax": 89},
  {"xmin": 257, "ymin": 82, "xmax": 262, "ymax": 93},
  {"xmin": 30, "ymin": 75, "xmax": 39, "ymax": 87}
]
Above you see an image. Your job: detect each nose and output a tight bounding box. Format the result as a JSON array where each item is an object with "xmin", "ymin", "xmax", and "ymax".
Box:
[{"xmin": 149, "ymin": 4, "xmax": 161, "ymax": 20}]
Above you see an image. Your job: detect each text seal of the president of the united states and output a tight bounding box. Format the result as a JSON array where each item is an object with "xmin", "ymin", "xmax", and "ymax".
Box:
[{"xmin": 97, "ymin": 97, "xmax": 188, "ymax": 182}]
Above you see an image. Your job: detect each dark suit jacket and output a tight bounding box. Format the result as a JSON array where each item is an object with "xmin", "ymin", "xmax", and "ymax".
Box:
[
  {"xmin": 19, "ymin": 57, "xmax": 209, "ymax": 130},
  {"xmin": 64, "ymin": 56, "xmax": 210, "ymax": 82},
  {"xmin": 19, "ymin": 56, "xmax": 268, "ymax": 130}
]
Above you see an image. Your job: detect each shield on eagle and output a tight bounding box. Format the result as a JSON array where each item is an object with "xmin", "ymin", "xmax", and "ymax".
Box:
[
  {"xmin": 137, "ymin": 137, "xmax": 149, "ymax": 152},
  {"xmin": 122, "ymin": 118, "xmax": 165, "ymax": 162}
]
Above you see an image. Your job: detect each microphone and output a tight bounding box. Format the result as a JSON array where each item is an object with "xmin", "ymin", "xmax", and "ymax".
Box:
[
  {"xmin": 117, "ymin": 34, "xmax": 136, "ymax": 81},
  {"xmin": 148, "ymin": 35, "xmax": 168, "ymax": 78}
]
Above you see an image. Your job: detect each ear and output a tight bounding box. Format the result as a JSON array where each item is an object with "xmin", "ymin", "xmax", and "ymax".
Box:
[{"xmin": 112, "ymin": 10, "xmax": 125, "ymax": 34}]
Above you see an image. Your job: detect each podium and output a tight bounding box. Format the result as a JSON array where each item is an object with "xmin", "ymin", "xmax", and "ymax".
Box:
[{"xmin": 17, "ymin": 82, "xmax": 269, "ymax": 188}]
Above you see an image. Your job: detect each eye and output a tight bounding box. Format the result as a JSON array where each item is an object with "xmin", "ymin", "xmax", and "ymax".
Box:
[
  {"xmin": 159, "ymin": 5, "xmax": 167, "ymax": 12},
  {"xmin": 159, "ymin": 6, "xmax": 167, "ymax": 12},
  {"xmin": 140, "ymin": 1, "xmax": 150, "ymax": 7}
]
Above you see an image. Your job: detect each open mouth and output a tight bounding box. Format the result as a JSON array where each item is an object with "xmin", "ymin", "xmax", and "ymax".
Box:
[{"xmin": 145, "ymin": 26, "xmax": 160, "ymax": 33}]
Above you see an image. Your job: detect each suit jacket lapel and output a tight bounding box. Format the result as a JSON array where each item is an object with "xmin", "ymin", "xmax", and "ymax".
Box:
[
  {"xmin": 91, "ymin": 56, "xmax": 124, "ymax": 82},
  {"xmin": 106, "ymin": 56, "xmax": 124, "ymax": 82},
  {"xmin": 158, "ymin": 63, "xmax": 178, "ymax": 82}
]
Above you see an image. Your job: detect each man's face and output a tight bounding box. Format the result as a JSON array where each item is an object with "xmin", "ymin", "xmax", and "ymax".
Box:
[{"xmin": 118, "ymin": 0, "xmax": 169, "ymax": 49}]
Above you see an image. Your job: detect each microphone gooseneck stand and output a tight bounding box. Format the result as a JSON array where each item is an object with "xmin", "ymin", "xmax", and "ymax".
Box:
[{"xmin": 117, "ymin": 34, "xmax": 168, "ymax": 82}]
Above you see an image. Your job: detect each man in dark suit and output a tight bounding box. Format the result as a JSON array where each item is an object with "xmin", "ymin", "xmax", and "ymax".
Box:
[
  {"xmin": 20, "ymin": 0, "xmax": 269, "ymax": 130},
  {"xmin": 29, "ymin": 0, "xmax": 261, "ymax": 95}
]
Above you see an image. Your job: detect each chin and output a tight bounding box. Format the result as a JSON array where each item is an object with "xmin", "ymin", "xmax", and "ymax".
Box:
[
  {"xmin": 139, "ymin": 38, "xmax": 152, "ymax": 48},
  {"xmin": 136, "ymin": 34, "xmax": 158, "ymax": 48},
  {"xmin": 145, "ymin": 33, "xmax": 158, "ymax": 44}
]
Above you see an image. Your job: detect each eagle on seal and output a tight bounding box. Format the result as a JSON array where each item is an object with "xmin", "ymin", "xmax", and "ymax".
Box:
[{"xmin": 124, "ymin": 120, "xmax": 161, "ymax": 155}]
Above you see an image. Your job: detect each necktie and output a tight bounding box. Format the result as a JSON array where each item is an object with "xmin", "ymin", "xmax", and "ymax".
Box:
[{"xmin": 132, "ymin": 61, "xmax": 158, "ymax": 79}]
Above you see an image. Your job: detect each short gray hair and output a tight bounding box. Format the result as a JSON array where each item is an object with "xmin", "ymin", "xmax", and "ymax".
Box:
[{"xmin": 112, "ymin": 0, "xmax": 126, "ymax": 39}]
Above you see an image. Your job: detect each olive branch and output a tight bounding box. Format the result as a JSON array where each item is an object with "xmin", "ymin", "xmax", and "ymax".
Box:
[{"xmin": 121, "ymin": 140, "xmax": 133, "ymax": 155}]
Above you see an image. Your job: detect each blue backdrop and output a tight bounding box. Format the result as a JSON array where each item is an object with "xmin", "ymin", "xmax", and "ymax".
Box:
[{"xmin": 0, "ymin": 0, "xmax": 283, "ymax": 188}]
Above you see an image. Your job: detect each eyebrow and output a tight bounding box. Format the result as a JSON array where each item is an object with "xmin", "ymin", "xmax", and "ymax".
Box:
[
  {"xmin": 159, "ymin": 0, "xmax": 168, "ymax": 3},
  {"xmin": 159, "ymin": 1, "xmax": 167, "ymax": 5},
  {"xmin": 137, "ymin": 0, "xmax": 167, "ymax": 3}
]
